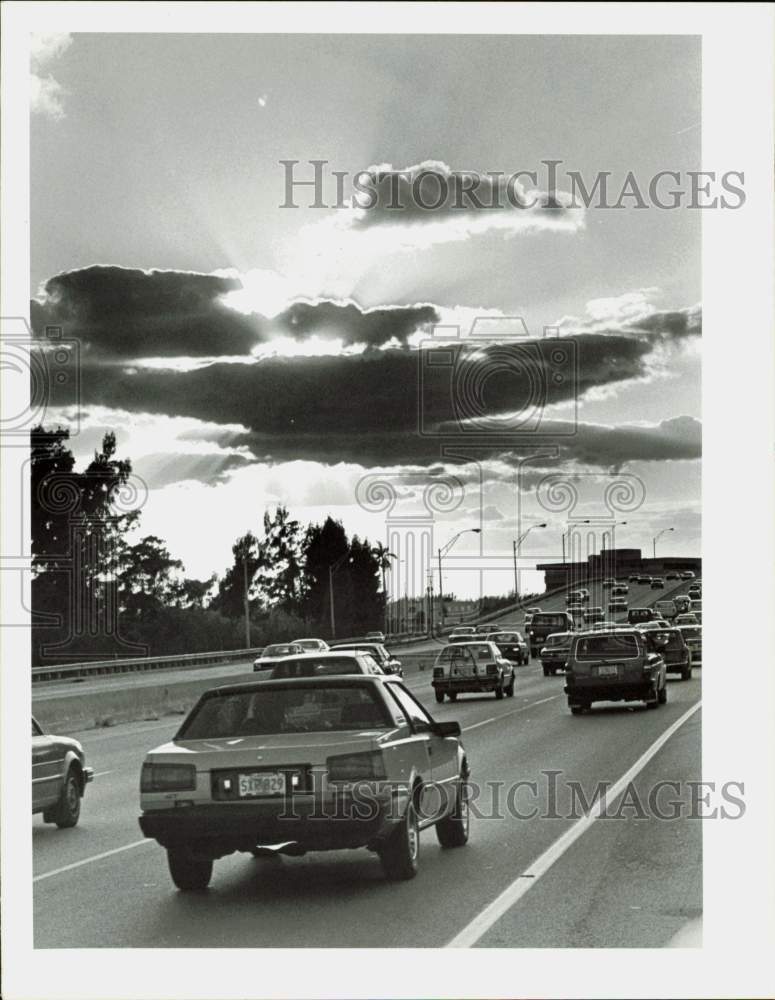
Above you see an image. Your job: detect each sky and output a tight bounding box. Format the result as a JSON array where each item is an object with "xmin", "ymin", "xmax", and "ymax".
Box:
[{"xmin": 30, "ymin": 32, "xmax": 701, "ymax": 598}]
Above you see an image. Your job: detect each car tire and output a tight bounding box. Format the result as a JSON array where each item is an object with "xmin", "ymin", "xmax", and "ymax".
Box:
[
  {"xmin": 379, "ymin": 801, "xmax": 419, "ymax": 881},
  {"xmin": 505, "ymin": 676, "xmax": 515, "ymax": 697},
  {"xmin": 51, "ymin": 766, "xmax": 82, "ymax": 828},
  {"xmin": 658, "ymin": 682, "xmax": 668, "ymax": 704},
  {"xmin": 543, "ymin": 666, "xmax": 550, "ymax": 677},
  {"xmin": 681, "ymin": 665, "xmax": 692, "ymax": 681},
  {"xmin": 569, "ymin": 702, "xmax": 584, "ymax": 716},
  {"xmin": 435, "ymin": 690, "xmax": 445, "ymax": 703},
  {"xmin": 435, "ymin": 780, "xmax": 470, "ymax": 849},
  {"xmin": 495, "ymin": 684, "xmax": 504, "ymax": 700},
  {"xmin": 167, "ymin": 847, "xmax": 213, "ymax": 891},
  {"xmin": 448, "ymin": 691, "xmax": 458, "ymax": 702}
]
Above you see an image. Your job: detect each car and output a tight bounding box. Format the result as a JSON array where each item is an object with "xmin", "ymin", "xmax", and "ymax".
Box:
[
  {"xmin": 474, "ymin": 624, "xmax": 503, "ymax": 636},
  {"xmin": 291, "ymin": 638, "xmax": 330, "ymax": 653},
  {"xmin": 637, "ymin": 619, "xmax": 671, "ymax": 630},
  {"xmin": 602, "ymin": 578, "xmax": 616, "ymax": 590},
  {"xmin": 650, "ymin": 628, "xmax": 693, "ymax": 680},
  {"xmin": 432, "ymin": 641, "xmax": 516, "ymax": 702},
  {"xmin": 253, "ymin": 642, "xmax": 304, "ymax": 674},
  {"xmin": 492, "ymin": 630, "xmax": 529, "ymax": 666},
  {"xmin": 564, "ymin": 629, "xmax": 668, "ymax": 714},
  {"xmin": 365, "ymin": 631, "xmax": 386, "ymax": 642},
  {"xmin": 628, "ymin": 574, "xmax": 640, "ymax": 583},
  {"xmin": 567, "ymin": 602, "xmax": 585, "ymax": 618},
  {"xmin": 608, "ymin": 597, "xmax": 628, "ymax": 613},
  {"xmin": 675, "ymin": 613, "xmax": 699, "ymax": 627},
  {"xmin": 650, "ymin": 577, "xmax": 665, "ymax": 589},
  {"xmin": 678, "ymin": 625, "xmax": 702, "ymax": 664},
  {"xmin": 526, "ymin": 607, "xmax": 542, "ymax": 615},
  {"xmin": 32, "ymin": 716, "xmax": 94, "ymax": 828},
  {"xmin": 627, "ymin": 607, "xmax": 658, "ymax": 625},
  {"xmin": 138, "ymin": 675, "xmax": 470, "ymax": 889},
  {"xmin": 688, "ymin": 586, "xmax": 702, "ymax": 600},
  {"xmin": 693, "ymin": 611, "xmax": 703, "ymax": 625},
  {"xmin": 566, "ymin": 590, "xmax": 583, "ymax": 605},
  {"xmin": 331, "ymin": 642, "xmax": 403, "ymax": 676},
  {"xmin": 527, "ymin": 611, "xmax": 575, "ymax": 657},
  {"xmin": 654, "ymin": 600, "xmax": 677, "ymax": 621},
  {"xmin": 638, "ymin": 575, "xmax": 652, "ymax": 584},
  {"xmin": 583, "ymin": 607, "xmax": 605, "ymax": 624},
  {"xmin": 539, "ymin": 632, "xmax": 572, "ymax": 676},
  {"xmin": 611, "ymin": 584, "xmax": 629, "ymax": 595},
  {"xmin": 666, "ymin": 572, "xmax": 680, "ymax": 580},
  {"xmin": 577, "ymin": 588, "xmax": 591, "ymax": 603},
  {"xmin": 449, "ymin": 626, "xmax": 476, "ymax": 641},
  {"xmin": 673, "ymin": 594, "xmax": 692, "ymax": 615},
  {"xmin": 680, "ymin": 570, "xmax": 696, "ymax": 580},
  {"xmin": 271, "ymin": 651, "xmax": 384, "ymax": 678}
]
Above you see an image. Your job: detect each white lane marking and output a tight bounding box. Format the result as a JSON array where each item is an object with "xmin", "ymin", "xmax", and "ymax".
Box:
[
  {"xmin": 447, "ymin": 699, "xmax": 702, "ymax": 948},
  {"xmin": 461, "ymin": 695, "xmax": 560, "ymax": 732},
  {"xmin": 34, "ymin": 838, "xmax": 153, "ymax": 882},
  {"xmin": 92, "ymin": 770, "xmax": 113, "ymax": 778}
]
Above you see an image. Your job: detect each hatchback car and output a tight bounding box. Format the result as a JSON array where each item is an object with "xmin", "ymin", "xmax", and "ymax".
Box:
[
  {"xmin": 331, "ymin": 642, "xmax": 403, "ymax": 676},
  {"xmin": 678, "ymin": 625, "xmax": 702, "ymax": 664},
  {"xmin": 539, "ymin": 632, "xmax": 572, "ymax": 675},
  {"xmin": 291, "ymin": 638, "xmax": 330, "ymax": 653},
  {"xmin": 32, "ymin": 716, "xmax": 93, "ymax": 827},
  {"xmin": 564, "ymin": 630, "xmax": 668, "ymax": 714},
  {"xmin": 650, "ymin": 628, "xmax": 692, "ymax": 680},
  {"xmin": 432, "ymin": 641, "xmax": 516, "ymax": 702},
  {"xmin": 271, "ymin": 651, "xmax": 383, "ymax": 678},
  {"xmin": 492, "ymin": 630, "xmax": 529, "ymax": 666},
  {"xmin": 139, "ymin": 675, "xmax": 470, "ymax": 889},
  {"xmin": 253, "ymin": 643, "xmax": 304, "ymax": 674}
]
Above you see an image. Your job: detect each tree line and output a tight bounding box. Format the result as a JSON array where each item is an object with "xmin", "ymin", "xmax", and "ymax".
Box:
[{"xmin": 30, "ymin": 426, "xmax": 392, "ymax": 665}]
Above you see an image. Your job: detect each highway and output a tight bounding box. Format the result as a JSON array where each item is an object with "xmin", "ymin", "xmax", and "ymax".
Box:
[{"xmin": 33, "ymin": 577, "xmax": 702, "ymax": 949}]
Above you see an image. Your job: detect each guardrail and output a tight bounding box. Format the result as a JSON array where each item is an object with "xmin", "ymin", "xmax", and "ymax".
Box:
[{"xmin": 32, "ymin": 646, "xmax": 268, "ymax": 683}]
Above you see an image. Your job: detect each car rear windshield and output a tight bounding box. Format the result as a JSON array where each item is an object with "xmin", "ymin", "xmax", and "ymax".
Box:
[
  {"xmin": 545, "ymin": 633, "xmax": 570, "ymax": 646},
  {"xmin": 532, "ymin": 614, "xmax": 568, "ymax": 626},
  {"xmin": 496, "ymin": 633, "xmax": 522, "ymax": 642},
  {"xmin": 271, "ymin": 656, "xmax": 363, "ymax": 677},
  {"xmin": 262, "ymin": 644, "xmax": 298, "ymax": 657},
  {"xmin": 439, "ymin": 643, "xmax": 492, "ymax": 662},
  {"xmin": 575, "ymin": 634, "xmax": 640, "ymax": 659},
  {"xmin": 680, "ymin": 627, "xmax": 701, "ymax": 638},
  {"xmin": 179, "ymin": 684, "xmax": 393, "ymax": 738}
]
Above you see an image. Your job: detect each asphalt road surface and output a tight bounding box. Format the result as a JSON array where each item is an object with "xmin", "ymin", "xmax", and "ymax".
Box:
[{"xmin": 33, "ymin": 652, "xmax": 702, "ymax": 948}]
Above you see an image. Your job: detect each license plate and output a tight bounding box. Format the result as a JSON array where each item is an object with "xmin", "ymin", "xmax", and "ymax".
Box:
[
  {"xmin": 595, "ymin": 664, "xmax": 620, "ymax": 677},
  {"xmin": 238, "ymin": 772, "xmax": 286, "ymax": 797}
]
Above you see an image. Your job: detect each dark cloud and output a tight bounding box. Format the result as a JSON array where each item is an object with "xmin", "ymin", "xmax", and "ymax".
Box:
[
  {"xmin": 626, "ymin": 305, "xmax": 701, "ymax": 340},
  {"xmin": 32, "ymin": 265, "xmax": 440, "ymax": 358}
]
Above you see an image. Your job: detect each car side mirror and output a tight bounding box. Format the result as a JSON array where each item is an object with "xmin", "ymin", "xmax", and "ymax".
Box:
[{"xmin": 433, "ymin": 720, "xmax": 461, "ymax": 738}]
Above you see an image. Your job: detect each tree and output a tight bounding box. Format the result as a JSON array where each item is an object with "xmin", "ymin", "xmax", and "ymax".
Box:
[
  {"xmin": 255, "ymin": 505, "xmax": 304, "ymax": 612},
  {"xmin": 348, "ymin": 535, "xmax": 385, "ymax": 635},
  {"xmin": 211, "ymin": 531, "xmax": 260, "ymax": 620},
  {"xmin": 301, "ymin": 517, "xmax": 349, "ymax": 636}
]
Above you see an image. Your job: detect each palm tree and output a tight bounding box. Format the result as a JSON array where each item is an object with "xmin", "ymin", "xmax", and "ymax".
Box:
[{"xmin": 372, "ymin": 542, "xmax": 396, "ymax": 634}]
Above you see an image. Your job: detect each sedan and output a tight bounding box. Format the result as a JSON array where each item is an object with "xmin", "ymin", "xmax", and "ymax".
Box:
[
  {"xmin": 365, "ymin": 631, "xmax": 386, "ymax": 642},
  {"xmin": 680, "ymin": 571, "xmax": 696, "ymax": 580},
  {"xmin": 449, "ymin": 626, "xmax": 476, "ymax": 641},
  {"xmin": 678, "ymin": 625, "xmax": 702, "ymax": 664},
  {"xmin": 474, "ymin": 624, "xmax": 503, "ymax": 636},
  {"xmin": 33, "ymin": 716, "xmax": 93, "ymax": 828},
  {"xmin": 271, "ymin": 651, "xmax": 383, "ymax": 678},
  {"xmin": 138, "ymin": 676, "xmax": 470, "ymax": 888},
  {"xmin": 492, "ymin": 630, "xmax": 529, "ymax": 666},
  {"xmin": 291, "ymin": 638, "xmax": 330, "ymax": 653},
  {"xmin": 675, "ymin": 613, "xmax": 699, "ymax": 627},
  {"xmin": 539, "ymin": 632, "xmax": 572, "ymax": 676},
  {"xmin": 608, "ymin": 597, "xmax": 628, "ymax": 613},
  {"xmin": 253, "ymin": 642, "xmax": 304, "ymax": 674},
  {"xmin": 331, "ymin": 642, "xmax": 403, "ymax": 676},
  {"xmin": 650, "ymin": 578, "xmax": 665, "ymax": 589}
]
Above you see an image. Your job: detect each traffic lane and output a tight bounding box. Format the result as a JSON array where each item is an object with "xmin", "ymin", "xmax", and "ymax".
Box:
[
  {"xmin": 34, "ymin": 674, "xmax": 700, "ymax": 948},
  {"xmin": 31, "ymin": 664, "xmax": 558, "ymax": 878},
  {"xmin": 475, "ymin": 709, "xmax": 702, "ymax": 948}
]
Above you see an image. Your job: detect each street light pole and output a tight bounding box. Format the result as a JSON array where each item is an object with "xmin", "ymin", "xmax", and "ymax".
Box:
[
  {"xmin": 436, "ymin": 527, "xmax": 481, "ymax": 629},
  {"xmin": 243, "ymin": 552, "xmax": 251, "ymax": 648},
  {"xmin": 653, "ymin": 527, "xmax": 675, "ymax": 559},
  {"xmin": 328, "ymin": 552, "xmax": 352, "ymax": 639},
  {"xmin": 512, "ymin": 523, "xmax": 547, "ymax": 605}
]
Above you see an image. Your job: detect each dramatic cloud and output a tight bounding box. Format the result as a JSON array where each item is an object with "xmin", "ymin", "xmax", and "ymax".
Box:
[
  {"xmin": 30, "ymin": 33, "xmax": 72, "ymax": 120},
  {"xmin": 558, "ymin": 289, "xmax": 701, "ymax": 342}
]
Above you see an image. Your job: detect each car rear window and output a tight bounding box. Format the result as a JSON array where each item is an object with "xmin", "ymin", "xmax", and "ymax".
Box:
[
  {"xmin": 545, "ymin": 633, "xmax": 570, "ymax": 646},
  {"xmin": 271, "ymin": 656, "xmax": 362, "ymax": 677},
  {"xmin": 532, "ymin": 614, "xmax": 568, "ymax": 626},
  {"xmin": 575, "ymin": 634, "xmax": 640, "ymax": 659},
  {"xmin": 496, "ymin": 632, "xmax": 522, "ymax": 642},
  {"xmin": 179, "ymin": 684, "xmax": 392, "ymax": 738},
  {"xmin": 439, "ymin": 643, "xmax": 492, "ymax": 662},
  {"xmin": 680, "ymin": 627, "xmax": 701, "ymax": 638},
  {"xmin": 262, "ymin": 644, "xmax": 299, "ymax": 657}
]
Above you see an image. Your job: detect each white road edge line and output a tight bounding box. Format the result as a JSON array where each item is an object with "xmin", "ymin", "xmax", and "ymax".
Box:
[
  {"xmin": 462, "ymin": 695, "xmax": 561, "ymax": 732},
  {"xmin": 33, "ymin": 838, "xmax": 153, "ymax": 883},
  {"xmin": 446, "ymin": 699, "xmax": 702, "ymax": 948}
]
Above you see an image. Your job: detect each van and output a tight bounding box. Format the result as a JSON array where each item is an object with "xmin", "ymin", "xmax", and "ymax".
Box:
[
  {"xmin": 564, "ymin": 629, "xmax": 668, "ymax": 714},
  {"xmin": 627, "ymin": 607, "xmax": 658, "ymax": 625}
]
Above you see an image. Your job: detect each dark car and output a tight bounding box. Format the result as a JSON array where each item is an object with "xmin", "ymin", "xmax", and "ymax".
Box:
[
  {"xmin": 627, "ymin": 607, "xmax": 658, "ymax": 625},
  {"xmin": 638, "ymin": 575, "xmax": 652, "ymax": 585},
  {"xmin": 628, "ymin": 574, "xmax": 640, "ymax": 583},
  {"xmin": 271, "ymin": 651, "xmax": 383, "ymax": 678},
  {"xmin": 539, "ymin": 632, "xmax": 572, "ymax": 676},
  {"xmin": 564, "ymin": 629, "xmax": 668, "ymax": 714},
  {"xmin": 432, "ymin": 641, "xmax": 516, "ymax": 702},
  {"xmin": 666, "ymin": 572, "xmax": 680, "ymax": 580},
  {"xmin": 492, "ymin": 630, "xmax": 529, "ymax": 666},
  {"xmin": 678, "ymin": 625, "xmax": 702, "ymax": 665},
  {"xmin": 650, "ymin": 628, "xmax": 692, "ymax": 680},
  {"xmin": 608, "ymin": 597, "xmax": 628, "ymax": 614},
  {"xmin": 33, "ymin": 716, "xmax": 94, "ymax": 827},
  {"xmin": 527, "ymin": 611, "xmax": 575, "ymax": 657},
  {"xmin": 650, "ymin": 577, "xmax": 665, "ymax": 590},
  {"xmin": 474, "ymin": 624, "xmax": 504, "ymax": 636},
  {"xmin": 583, "ymin": 607, "xmax": 605, "ymax": 625},
  {"xmin": 331, "ymin": 642, "xmax": 403, "ymax": 677}
]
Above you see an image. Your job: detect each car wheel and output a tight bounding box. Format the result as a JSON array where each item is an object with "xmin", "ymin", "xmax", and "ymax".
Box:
[
  {"xmin": 435, "ymin": 780, "xmax": 470, "ymax": 849},
  {"xmin": 448, "ymin": 691, "xmax": 458, "ymax": 702},
  {"xmin": 167, "ymin": 847, "xmax": 213, "ymax": 891},
  {"xmin": 569, "ymin": 702, "xmax": 585, "ymax": 716},
  {"xmin": 681, "ymin": 665, "xmax": 692, "ymax": 681},
  {"xmin": 505, "ymin": 676, "xmax": 515, "ymax": 697},
  {"xmin": 658, "ymin": 682, "xmax": 668, "ymax": 704},
  {"xmin": 51, "ymin": 766, "xmax": 82, "ymax": 828},
  {"xmin": 434, "ymin": 690, "xmax": 445, "ymax": 703},
  {"xmin": 542, "ymin": 666, "xmax": 550, "ymax": 677},
  {"xmin": 495, "ymin": 684, "xmax": 504, "ymax": 700},
  {"xmin": 379, "ymin": 801, "xmax": 420, "ymax": 880}
]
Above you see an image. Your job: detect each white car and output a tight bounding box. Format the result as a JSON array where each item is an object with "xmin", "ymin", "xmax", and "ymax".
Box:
[
  {"xmin": 291, "ymin": 638, "xmax": 330, "ymax": 653},
  {"xmin": 253, "ymin": 642, "xmax": 304, "ymax": 674}
]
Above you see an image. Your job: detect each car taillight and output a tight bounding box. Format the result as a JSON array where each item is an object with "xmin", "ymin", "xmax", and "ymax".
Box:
[
  {"xmin": 141, "ymin": 763, "xmax": 196, "ymax": 792},
  {"xmin": 486, "ymin": 663, "xmax": 498, "ymax": 675},
  {"xmin": 326, "ymin": 750, "xmax": 386, "ymax": 782}
]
